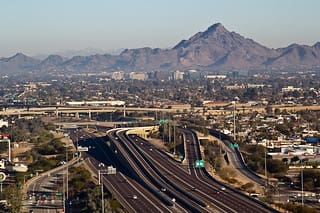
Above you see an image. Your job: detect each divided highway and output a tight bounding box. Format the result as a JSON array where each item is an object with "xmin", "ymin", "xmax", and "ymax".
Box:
[
  {"xmin": 104, "ymin": 127, "xmax": 279, "ymax": 213},
  {"xmin": 25, "ymin": 127, "xmax": 278, "ymax": 212}
]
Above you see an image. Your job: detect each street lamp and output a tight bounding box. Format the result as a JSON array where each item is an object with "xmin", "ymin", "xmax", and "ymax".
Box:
[
  {"xmin": 98, "ymin": 163, "xmax": 105, "ymax": 213},
  {"xmin": 231, "ymin": 101, "xmax": 236, "ymax": 142},
  {"xmin": 98, "ymin": 163, "xmax": 116, "ymax": 213},
  {"xmin": 64, "ymin": 143, "xmax": 72, "ymax": 211},
  {"xmin": 301, "ymin": 160, "xmax": 304, "ymax": 206}
]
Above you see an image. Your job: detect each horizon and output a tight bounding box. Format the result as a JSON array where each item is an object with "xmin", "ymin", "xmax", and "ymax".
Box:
[{"xmin": 1, "ymin": 0, "xmax": 320, "ymax": 57}]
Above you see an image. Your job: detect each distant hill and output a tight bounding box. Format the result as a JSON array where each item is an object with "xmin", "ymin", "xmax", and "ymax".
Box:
[{"xmin": 1, "ymin": 23, "xmax": 320, "ymax": 74}]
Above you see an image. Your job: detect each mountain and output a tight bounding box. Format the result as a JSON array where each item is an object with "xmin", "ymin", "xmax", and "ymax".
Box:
[
  {"xmin": 0, "ymin": 53, "xmax": 40, "ymax": 73},
  {"xmin": 1, "ymin": 23, "xmax": 320, "ymax": 74},
  {"xmin": 173, "ymin": 23, "xmax": 279, "ymax": 70},
  {"xmin": 264, "ymin": 43, "xmax": 320, "ymax": 68}
]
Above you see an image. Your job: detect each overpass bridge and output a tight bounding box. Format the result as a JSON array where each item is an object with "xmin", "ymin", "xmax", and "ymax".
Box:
[{"xmin": 1, "ymin": 104, "xmax": 320, "ymax": 119}]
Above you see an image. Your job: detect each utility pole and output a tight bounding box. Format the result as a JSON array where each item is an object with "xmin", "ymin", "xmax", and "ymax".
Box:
[
  {"xmin": 265, "ymin": 148, "xmax": 268, "ymax": 197},
  {"xmin": 232, "ymin": 101, "xmax": 236, "ymax": 142},
  {"xmin": 99, "ymin": 164, "xmax": 116, "ymax": 213},
  {"xmin": 173, "ymin": 121, "xmax": 176, "ymax": 155},
  {"xmin": 301, "ymin": 161, "xmax": 304, "ymax": 206}
]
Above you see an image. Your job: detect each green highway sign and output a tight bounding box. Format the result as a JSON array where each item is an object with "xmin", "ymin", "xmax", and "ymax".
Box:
[
  {"xmin": 195, "ymin": 159, "xmax": 205, "ymax": 168},
  {"xmin": 158, "ymin": 119, "xmax": 169, "ymax": 124},
  {"xmin": 229, "ymin": 143, "xmax": 239, "ymax": 149}
]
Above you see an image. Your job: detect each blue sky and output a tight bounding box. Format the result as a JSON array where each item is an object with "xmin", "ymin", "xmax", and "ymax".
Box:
[{"xmin": 1, "ymin": 0, "xmax": 320, "ymax": 57}]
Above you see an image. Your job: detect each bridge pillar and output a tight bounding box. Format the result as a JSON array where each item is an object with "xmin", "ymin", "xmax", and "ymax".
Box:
[
  {"xmin": 88, "ymin": 109, "xmax": 92, "ymax": 120},
  {"xmin": 55, "ymin": 107, "xmax": 59, "ymax": 118},
  {"xmin": 75, "ymin": 112, "xmax": 79, "ymax": 119}
]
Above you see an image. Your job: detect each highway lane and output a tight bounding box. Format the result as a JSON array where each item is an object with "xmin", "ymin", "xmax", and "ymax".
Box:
[
  {"xmin": 126, "ymin": 133, "xmax": 231, "ymax": 212},
  {"xmin": 208, "ymin": 129, "xmax": 265, "ymax": 186},
  {"xmin": 183, "ymin": 128, "xmax": 278, "ymax": 213},
  {"xmin": 24, "ymin": 128, "xmax": 172, "ymax": 213},
  {"xmin": 112, "ymin": 129, "xmax": 204, "ymax": 213},
  {"xmin": 23, "ymin": 167, "xmax": 67, "ymax": 213},
  {"xmin": 127, "ymin": 132, "xmax": 248, "ymax": 212},
  {"xmin": 122, "ymin": 127, "xmax": 277, "ymax": 212},
  {"xmin": 77, "ymin": 129, "xmax": 174, "ymax": 213}
]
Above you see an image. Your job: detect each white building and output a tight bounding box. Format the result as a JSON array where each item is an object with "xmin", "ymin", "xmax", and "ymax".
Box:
[
  {"xmin": 129, "ymin": 72, "xmax": 146, "ymax": 80},
  {"xmin": 112, "ymin": 71, "xmax": 125, "ymax": 80},
  {"xmin": 206, "ymin": 74, "xmax": 227, "ymax": 79},
  {"xmin": 173, "ymin": 70, "xmax": 184, "ymax": 80},
  {"xmin": 282, "ymin": 86, "xmax": 303, "ymax": 93},
  {"xmin": 0, "ymin": 120, "xmax": 8, "ymax": 128}
]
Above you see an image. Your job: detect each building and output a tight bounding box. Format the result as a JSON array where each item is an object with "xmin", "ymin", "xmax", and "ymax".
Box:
[
  {"xmin": 112, "ymin": 71, "xmax": 125, "ymax": 80},
  {"xmin": 0, "ymin": 120, "xmax": 8, "ymax": 128},
  {"xmin": 173, "ymin": 70, "xmax": 184, "ymax": 80},
  {"xmin": 129, "ymin": 72, "xmax": 146, "ymax": 80},
  {"xmin": 206, "ymin": 74, "xmax": 227, "ymax": 79},
  {"xmin": 66, "ymin": 100, "xmax": 125, "ymax": 106},
  {"xmin": 282, "ymin": 86, "xmax": 303, "ymax": 93}
]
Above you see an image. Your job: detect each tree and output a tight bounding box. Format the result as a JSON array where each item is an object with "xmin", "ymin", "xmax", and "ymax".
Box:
[
  {"xmin": 291, "ymin": 156, "xmax": 300, "ymax": 164},
  {"xmin": 266, "ymin": 159, "xmax": 288, "ymax": 174},
  {"xmin": 3, "ymin": 184, "xmax": 22, "ymax": 213},
  {"xmin": 69, "ymin": 166, "xmax": 91, "ymax": 196},
  {"xmin": 241, "ymin": 182, "xmax": 255, "ymax": 192}
]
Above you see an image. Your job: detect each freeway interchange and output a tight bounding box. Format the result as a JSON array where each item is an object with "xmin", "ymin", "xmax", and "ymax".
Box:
[
  {"xmin": 24, "ymin": 126, "xmax": 279, "ymax": 212},
  {"xmin": 86, "ymin": 127, "xmax": 277, "ymax": 212}
]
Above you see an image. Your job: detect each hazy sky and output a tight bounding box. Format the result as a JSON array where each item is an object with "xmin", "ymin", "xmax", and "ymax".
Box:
[{"xmin": 1, "ymin": 0, "xmax": 320, "ymax": 57}]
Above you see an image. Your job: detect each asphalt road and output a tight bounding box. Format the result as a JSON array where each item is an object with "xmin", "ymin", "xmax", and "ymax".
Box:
[
  {"xmin": 77, "ymin": 128, "xmax": 174, "ymax": 212},
  {"xmin": 21, "ymin": 126, "xmax": 278, "ymax": 212},
  {"xmin": 125, "ymin": 128, "xmax": 277, "ymax": 212}
]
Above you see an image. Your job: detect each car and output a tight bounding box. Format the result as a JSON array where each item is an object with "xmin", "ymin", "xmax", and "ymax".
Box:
[
  {"xmin": 161, "ymin": 188, "xmax": 166, "ymax": 192},
  {"xmin": 221, "ymin": 187, "xmax": 226, "ymax": 191},
  {"xmin": 133, "ymin": 195, "xmax": 138, "ymax": 199}
]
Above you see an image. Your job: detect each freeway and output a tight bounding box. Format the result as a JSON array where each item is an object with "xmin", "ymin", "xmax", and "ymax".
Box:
[
  {"xmin": 124, "ymin": 128, "xmax": 277, "ymax": 212},
  {"xmin": 75, "ymin": 128, "xmax": 174, "ymax": 212},
  {"xmin": 182, "ymin": 128, "xmax": 277, "ymax": 212},
  {"xmin": 2, "ymin": 104, "xmax": 320, "ymax": 117},
  {"xmin": 116, "ymin": 129, "xmax": 209, "ymax": 212},
  {"xmin": 109, "ymin": 129, "xmax": 195, "ymax": 212},
  {"xmin": 209, "ymin": 129, "xmax": 266, "ymax": 186},
  {"xmin": 22, "ymin": 125, "xmax": 278, "ymax": 212}
]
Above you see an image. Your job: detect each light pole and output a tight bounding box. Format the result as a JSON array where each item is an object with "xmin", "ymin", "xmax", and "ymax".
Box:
[
  {"xmin": 301, "ymin": 160, "xmax": 304, "ymax": 206},
  {"xmin": 66, "ymin": 146, "xmax": 69, "ymax": 201},
  {"xmin": 98, "ymin": 163, "xmax": 116, "ymax": 213},
  {"xmin": 173, "ymin": 121, "xmax": 176, "ymax": 156},
  {"xmin": 64, "ymin": 143, "xmax": 72, "ymax": 210},
  {"xmin": 265, "ymin": 148, "xmax": 268, "ymax": 197},
  {"xmin": 232, "ymin": 101, "xmax": 236, "ymax": 142},
  {"xmin": 98, "ymin": 164, "xmax": 105, "ymax": 213}
]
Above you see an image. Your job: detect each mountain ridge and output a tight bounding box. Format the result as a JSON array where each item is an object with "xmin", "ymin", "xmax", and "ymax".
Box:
[{"xmin": 1, "ymin": 23, "xmax": 320, "ymax": 74}]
